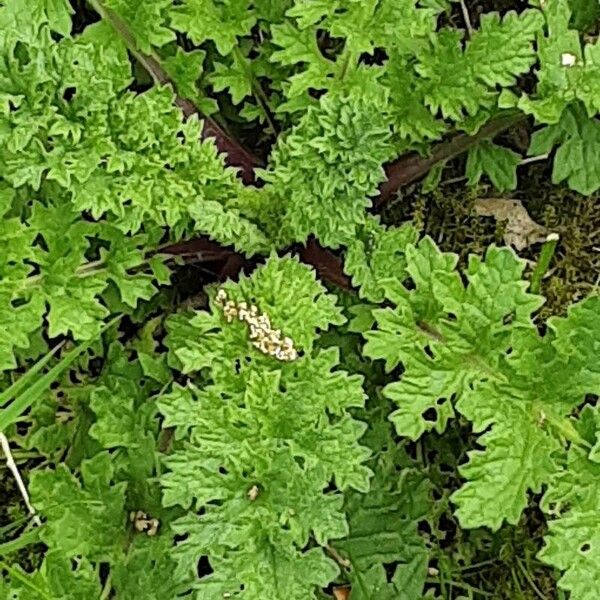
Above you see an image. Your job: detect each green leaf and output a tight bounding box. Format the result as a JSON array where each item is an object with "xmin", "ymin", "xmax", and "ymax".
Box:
[
  {"xmin": 160, "ymin": 256, "xmax": 371, "ymax": 596},
  {"xmin": 163, "ymin": 48, "xmax": 206, "ymax": 103},
  {"xmin": 416, "ymin": 10, "xmax": 541, "ymax": 121},
  {"xmin": 89, "ymin": 381, "xmax": 152, "ymax": 448},
  {"xmin": 29, "ymin": 452, "xmax": 127, "ymax": 560},
  {"xmin": 416, "ymin": 29, "xmax": 491, "ymax": 120},
  {"xmin": 453, "ymin": 295, "xmax": 600, "ymax": 529},
  {"xmin": 364, "ymin": 239, "xmax": 542, "ymax": 442},
  {"xmin": 0, "ymin": 529, "xmax": 40, "ymax": 558},
  {"xmin": 451, "ymin": 404, "xmax": 560, "ymax": 529},
  {"xmin": 211, "ymin": 53, "xmax": 253, "ymax": 105},
  {"xmin": 103, "ymin": 0, "xmax": 174, "ymax": 53},
  {"xmin": 112, "ymin": 536, "xmax": 189, "ymax": 599},
  {"xmin": 262, "ymin": 85, "xmax": 395, "ymax": 247},
  {"xmin": 169, "ymin": 0, "xmax": 256, "ymax": 55},
  {"xmin": 530, "ymin": 104, "xmax": 600, "ymax": 194},
  {"xmin": 466, "ymin": 140, "xmax": 521, "ymax": 191},
  {"xmin": 569, "ymin": 0, "xmax": 600, "ymax": 29},
  {"xmin": 465, "ymin": 10, "xmax": 544, "ymax": 87},
  {"xmin": 334, "ymin": 467, "xmax": 430, "ymax": 599},
  {"xmin": 539, "ymin": 403, "xmax": 600, "ymax": 600},
  {"xmin": 0, "ymin": 555, "xmax": 100, "ymax": 600},
  {"xmin": 519, "ymin": 0, "xmax": 600, "ymax": 123},
  {"xmin": 0, "ymin": 342, "xmax": 63, "ymax": 408},
  {"xmin": 344, "ymin": 218, "xmax": 418, "ymax": 303},
  {"xmin": 361, "ymin": 234, "xmax": 599, "ymax": 530},
  {"xmin": 39, "ymin": 0, "xmax": 73, "ymax": 36}
]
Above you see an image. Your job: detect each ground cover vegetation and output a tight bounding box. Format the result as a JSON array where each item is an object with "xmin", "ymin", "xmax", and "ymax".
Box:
[{"xmin": 0, "ymin": 0, "xmax": 599, "ymax": 598}]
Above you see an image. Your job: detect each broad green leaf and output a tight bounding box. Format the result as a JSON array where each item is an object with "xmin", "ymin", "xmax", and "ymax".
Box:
[
  {"xmin": 465, "ymin": 10, "xmax": 544, "ymax": 87},
  {"xmin": 540, "ymin": 404, "xmax": 600, "ymax": 600},
  {"xmin": 453, "ymin": 295, "xmax": 600, "ymax": 529},
  {"xmin": 466, "ymin": 140, "xmax": 521, "ymax": 191},
  {"xmin": 29, "ymin": 452, "xmax": 127, "ymax": 560},
  {"xmin": 362, "ymin": 238, "xmax": 600, "ymax": 530},
  {"xmin": 529, "ymin": 104, "xmax": 600, "ymax": 194}
]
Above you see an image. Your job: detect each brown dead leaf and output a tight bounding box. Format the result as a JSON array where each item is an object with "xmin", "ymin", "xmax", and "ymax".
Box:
[
  {"xmin": 474, "ymin": 198, "xmax": 547, "ymax": 251},
  {"xmin": 332, "ymin": 585, "xmax": 351, "ymax": 600}
]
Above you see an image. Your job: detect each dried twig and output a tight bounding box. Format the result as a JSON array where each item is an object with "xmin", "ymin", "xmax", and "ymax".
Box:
[
  {"xmin": 325, "ymin": 544, "xmax": 352, "ymax": 569},
  {"xmin": 459, "ymin": 0, "xmax": 473, "ymax": 36},
  {"xmin": 520, "ymin": 153, "xmax": 550, "ymax": 166},
  {"xmin": 0, "ymin": 433, "xmax": 42, "ymax": 526}
]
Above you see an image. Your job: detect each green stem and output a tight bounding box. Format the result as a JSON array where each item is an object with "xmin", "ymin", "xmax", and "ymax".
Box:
[
  {"xmin": 99, "ymin": 573, "xmax": 112, "ymax": 600},
  {"xmin": 17, "ymin": 251, "xmax": 173, "ymax": 292},
  {"xmin": 425, "ymin": 577, "xmax": 495, "ymax": 597},
  {"xmin": 337, "ymin": 47, "xmax": 355, "ymax": 82},
  {"xmin": 0, "ymin": 529, "xmax": 40, "ymax": 557},
  {"xmin": 516, "ymin": 557, "xmax": 546, "ymax": 600},
  {"xmin": 0, "ymin": 450, "xmax": 43, "ymax": 462},
  {"xmin": 530, "ymin": 233, "xmax": 559, "ymax": 294},
  {"xmin": 459, "ymin": 559, "xmax": 498, "ymax": 572},
  {"xmin": 0, "ymin": 560, "xmax": 52, "ymax": 599},
  {"xmin": 232, "ymin": 47, "xmax": 278, "ymax": 134}
]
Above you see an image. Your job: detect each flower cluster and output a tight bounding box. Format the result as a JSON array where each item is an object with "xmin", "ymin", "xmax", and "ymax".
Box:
[
  {"xmin": 130, "ymin": 510, "xmax": 159, "ymax": 536},
  {"xmin": 215, "ymin": 289, "xmax": 298, "ymax": 361}
]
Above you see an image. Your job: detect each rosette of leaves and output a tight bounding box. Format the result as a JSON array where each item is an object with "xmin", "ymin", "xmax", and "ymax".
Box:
[
  {"xmin": 1, "ymin": 0, "xmax": 266, "ymax": 245},
  {"xmin": 159, "ymin": 256, "xmax": 373, "ymax": 598},
  {"xmin": 258, "ymin": 81, "xmax": 396, "ymax": 248},
  {"xmin": 0, "ymin": 0, "xmax": 271, "ymax": 368},
  {"xmin": 359, "ymin": 230, "xmax": 600, "ymax": 536}
]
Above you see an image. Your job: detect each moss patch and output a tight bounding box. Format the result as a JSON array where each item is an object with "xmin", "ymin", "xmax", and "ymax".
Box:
[{"xmin": 380, "ymin": 164, "xmax": 600, "ymax": 320}]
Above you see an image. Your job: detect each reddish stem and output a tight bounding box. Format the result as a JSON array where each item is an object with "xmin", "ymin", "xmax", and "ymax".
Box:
[
  {"xmin": 91, "ymin": 0, "xmax": 260, "ymax": 182},
  {"xmin": 377, "ymin": 112, "xmax": 525, "ymax": 205},
  {"xmin": 92, "ymin": 0, "xmax": 526, "ymax": 289}
]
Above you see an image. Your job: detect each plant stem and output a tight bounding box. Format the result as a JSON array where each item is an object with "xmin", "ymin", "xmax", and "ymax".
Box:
[
  {"xmin": 530, "ymin": 233, "xmax": 559, "ymax": 294},
  {"xmin": 99, "ymin": 573, "xmax": 112, "ymax": 600},
  {"xmin": 460, "ymin": 0, "xmax": 473, "ymax": 36},
  {"xmin": 232, "ymin": 47, "xmax": 279, "ymax": 134},
  {"xmin": 0, "ymin": 560, "xmax": 52, "ymax": 599},
  {"xmin": 18, "ymin": 251, "xmax": 176, "ymax": 292},
  {"xmin": 425, "ymin": 577, "xmax": 495, "ymax": 597},
  {"xmin": 520, "ymin": 153, "xmax": 549, "ymax": 166},
  {"xmin": 0, "ymin": 529, "xmax": 40, "ymax": 557},
  {"xmin": 87, "ymin": 0, "xmax": 261, "ymax": 181},
  {"xmin": 377, "ymin": 111, "xmax": 526, "ymax": 206},
  {"xmin": 325, "ymin": 544, "xmax": 351, "ymax": 569},
  {"xmin": 516, "ymin": 557, "xmax": 547, "ymax": 600}
]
